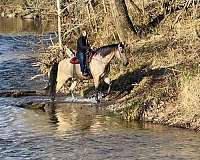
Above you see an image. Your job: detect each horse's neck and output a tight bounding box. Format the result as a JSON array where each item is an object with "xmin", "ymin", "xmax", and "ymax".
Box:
[{"xmin": 102, "ymin": 51, "xmax": 115, "ymax": 65}]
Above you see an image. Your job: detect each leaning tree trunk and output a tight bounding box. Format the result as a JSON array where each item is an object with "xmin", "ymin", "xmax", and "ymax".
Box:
[
  {"xmin": 109, "ymin": 0, "xmax": 137, "ymax": 42},
  {"xmin": 57, "ymin": 0, "xmax": 62, "ymax": 49}
]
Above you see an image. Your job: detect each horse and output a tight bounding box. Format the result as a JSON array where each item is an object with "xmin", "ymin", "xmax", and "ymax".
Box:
[{"xmin": 49, "ymin": 42, "xmax": 128, "ymax": 102}]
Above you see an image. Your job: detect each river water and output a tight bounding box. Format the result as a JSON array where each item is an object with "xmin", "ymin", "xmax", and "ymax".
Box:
[{"xmin": 0, "ymin": 18, "xmax": 200, "ymax": 160}]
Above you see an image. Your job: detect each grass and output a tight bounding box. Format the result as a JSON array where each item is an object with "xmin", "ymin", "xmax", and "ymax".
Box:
[{"xmin": 102, "ymin": 11, "xmax": 200, "ymax": 131}]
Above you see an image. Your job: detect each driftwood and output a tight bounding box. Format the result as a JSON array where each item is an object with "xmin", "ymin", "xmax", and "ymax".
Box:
[
  {"xmin": 16, "ymin": 101, "xmax": 47, "ymax": 110},
  {"xmin": 0, "ymin": 90, "xmax": 46, "ymax": 98}
]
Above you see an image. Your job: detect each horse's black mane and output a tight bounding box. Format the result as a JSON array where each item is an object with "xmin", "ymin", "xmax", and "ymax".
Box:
[{"xmin": 95, "ymin": 43, "xmax": 119, "ymax": 57}]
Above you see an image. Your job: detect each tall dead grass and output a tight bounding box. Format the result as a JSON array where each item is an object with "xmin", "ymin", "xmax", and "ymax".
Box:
[
  {"xmin": 176, "ymin": 74, "xmax": 200, "ymax": 130},
  {"xmin": 107, "ymin": 3, "xmax": 200, "ymax": 131}
]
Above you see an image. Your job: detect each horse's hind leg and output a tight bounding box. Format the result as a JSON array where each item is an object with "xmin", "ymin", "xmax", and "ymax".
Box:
[
  {"xmin": 69, "ymin": 79, "xmax": 77, "ymax": 99},
  {"xmin": 49, "ymin": 63, "xmax": 58, "ymax": 101},
  {"xmin": 56, "ymin": 76, "xmax": 70, "ymax": 93}
]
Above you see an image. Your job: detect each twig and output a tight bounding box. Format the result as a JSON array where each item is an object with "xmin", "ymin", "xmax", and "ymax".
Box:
[
  {"xmin": 62, "ymin": 10, "xmax": 103, "ymax": 37},
  {"xmin": 172, "ymin": 0, "xmax": 193, "ymax": 28},
  {"xmin": 167, "ymin": 68, "xmax": 183, "ymax": 73},
  {"xmin": 88, "ymin": 0, "xmax": 98, "ymax": 33},
  {"xmin": 30, "ymin": 74, "xmax": 45, "ymax": 80},
  {"xmin": 129, "ymin": 0, "xmax": 143, "ymax": 15},
  {"xmin": 60, "ymin": 1, "xmax": 78, "ymax": 14},
  {"xmin": 102, "ymin": 0, "xmax": 107, "ymax": 13},
  {"xmin": 86, "ymin": 2, "xmax": 93, "ymax": 32}
]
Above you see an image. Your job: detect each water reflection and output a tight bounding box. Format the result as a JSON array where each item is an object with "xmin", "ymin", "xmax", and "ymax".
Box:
[
  {"xmin": 21, "ymin": 103, "xmax": 119, "ymax": 136},
  {"xmin": 18, "ymin": 103, "xmax": 200, "ymax": 160},
  {"xmin": 52, "ymin": 104, "xmax": 94, "ymax": 134},
  {"xmin": 0, "ymin": 17, "xmax": 56, "ymax": 34}
]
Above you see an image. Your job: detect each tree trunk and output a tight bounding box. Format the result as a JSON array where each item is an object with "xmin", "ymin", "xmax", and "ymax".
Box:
[
  {"xmin": 57, "ymin": 0, "xmax": 62, "ymax": 49},
  {"xmin": 109, "ymin": 0, "xmax": 137, "ymax": 42},
  {"xmin": 0, "ymin": 90, "xmax": 46, "ymax": 98}
]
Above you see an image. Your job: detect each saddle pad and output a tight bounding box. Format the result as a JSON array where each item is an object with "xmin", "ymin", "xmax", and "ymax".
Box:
[
  {"xmin": 70, "ymin": 57, "xmax": 80, "ymax": 64},
  {"xmin": 70, "ymin": 50, "xmax": 95, "ymax": 64}
]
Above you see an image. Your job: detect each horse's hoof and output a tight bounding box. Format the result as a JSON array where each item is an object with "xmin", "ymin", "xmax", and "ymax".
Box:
[
  {"xmin": 102, "ymin": 93, "xmax": 108, "ymax": 98},
  {"xmin": 96, "ymin": 99, "xmax": 100, "ymax": 103},
  {"xmin": 43, "ymin": 85, "xmax": 50, "ymax": 90},
  {"xmin": 50, "ymin": 96, "xmax": 55, "ymax": 102}
]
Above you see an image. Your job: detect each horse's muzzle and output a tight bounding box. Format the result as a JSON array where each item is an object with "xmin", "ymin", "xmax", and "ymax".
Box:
[{"xmin": 123, "ymin": 61, "xmax": 129, "ymax": 66}]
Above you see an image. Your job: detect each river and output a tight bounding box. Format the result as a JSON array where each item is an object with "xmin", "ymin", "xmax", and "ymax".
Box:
[{"xmin": 0, "ymin": 17, "xmax": 200, "ymax": 160}]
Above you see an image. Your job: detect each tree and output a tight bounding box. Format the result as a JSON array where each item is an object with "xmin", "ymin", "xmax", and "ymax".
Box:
[
  {"xmin": 109, "ymin": 0, "xmax": 137, "ymax": 42},
  {"xmin": 57, "ymin": 0, "xmax": 62, "ymax": 50}
]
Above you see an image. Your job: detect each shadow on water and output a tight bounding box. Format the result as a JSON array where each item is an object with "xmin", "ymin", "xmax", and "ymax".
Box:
[
  {"xmin": 19, "ymin": 101, "xmax": 170, "ymax": 135},
  {"xmin": 19, "ymin": 102, "xmax": 200, "ymax": 159}
]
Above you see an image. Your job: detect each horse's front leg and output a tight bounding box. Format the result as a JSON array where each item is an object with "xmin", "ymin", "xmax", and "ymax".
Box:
[
  {"xmin": 94, "ymin": 76, "xmax": 100, "ymax": 103},
  {"xmin": 95, "ymin": 88, "xmax": 100, "ymax": 103},
  {"xmin": 104, "ymin": 77, "xmax": 111, "ymax": 95}
]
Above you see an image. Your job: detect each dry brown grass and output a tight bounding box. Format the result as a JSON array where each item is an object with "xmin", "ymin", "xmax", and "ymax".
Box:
[
  {"xmin": 37, "ymin": 44, "xmax": 63, "ymax": 75},
  {"xmin": 177, "ymin": 74, "xmax": 200, "ymax": 129},
  {"xmin": 105, "ymin": 6, "xmax": 200, "ymax": 130}
]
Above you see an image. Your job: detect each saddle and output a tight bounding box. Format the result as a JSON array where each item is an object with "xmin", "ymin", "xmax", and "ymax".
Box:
[
  {"xmin": 70, "ymin": 57, "xmax": 80, "ymax": 64},
  {"xmin": 70, "ymin": 50, "xmax": 95, "ymax": 64}
]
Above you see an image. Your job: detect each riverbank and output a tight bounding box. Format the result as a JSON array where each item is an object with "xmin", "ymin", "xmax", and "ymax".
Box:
[
  {"xmin": 38, "ymin": 24, "xmax": 200, "ymax": 131},
  {"xmin": 0, "ymin": 2, "xmax": 56, "ymax": 20},
  {"xmin": 46, "ymin": 24, "xmax": 200, "ymax": 131},
  {"xmin": 37, "ymin": 2, "xmax": 200, "ymax": 131},
  {"xmin": 104, "ymin": 16, "xmax": 200, "ymax": 131}
]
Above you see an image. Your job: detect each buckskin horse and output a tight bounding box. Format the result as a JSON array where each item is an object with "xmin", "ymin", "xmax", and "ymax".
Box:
[{"xmin": 49, "ymin": 42, "xmax": 128, "ymax": 102}]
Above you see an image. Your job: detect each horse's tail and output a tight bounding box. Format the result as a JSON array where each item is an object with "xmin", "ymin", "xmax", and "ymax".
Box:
[{"xmin": 49, "ymin": 63, "xmax": 58, "ymax": 101}]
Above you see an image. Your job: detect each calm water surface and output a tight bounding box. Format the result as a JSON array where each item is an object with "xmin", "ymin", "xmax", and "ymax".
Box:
[{"xmin": 0, "ymin": 18, "xmax": 200, "ymax": 160}]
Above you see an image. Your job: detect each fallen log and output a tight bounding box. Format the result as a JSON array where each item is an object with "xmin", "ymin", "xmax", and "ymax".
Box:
[
  {"xmin": 0, "ymin": 90, "xmax": 47, "ymax": 98},
  {"xmin": 16, "ymin": 101, "xmax": 47, "ymax": 110}
]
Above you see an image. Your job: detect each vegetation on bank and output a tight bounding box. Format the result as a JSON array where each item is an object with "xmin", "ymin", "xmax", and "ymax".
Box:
[
  {"xmin": 3, "ymin": 0, "xmax": 200, "ymax": 131},
  {"xmin": 0, "ymin": 0, "xmax": 56, "ymax": 18}
]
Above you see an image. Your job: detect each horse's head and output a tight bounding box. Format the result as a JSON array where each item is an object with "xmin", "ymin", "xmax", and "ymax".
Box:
[{"xmin": 115, "ymin": 42, "xmax": 129, "ymax": 66}]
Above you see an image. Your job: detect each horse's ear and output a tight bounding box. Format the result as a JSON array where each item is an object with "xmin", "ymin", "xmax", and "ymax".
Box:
[{"xmin": 119, "ymin": 42, "xmax": 125, "ymax": 49}]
